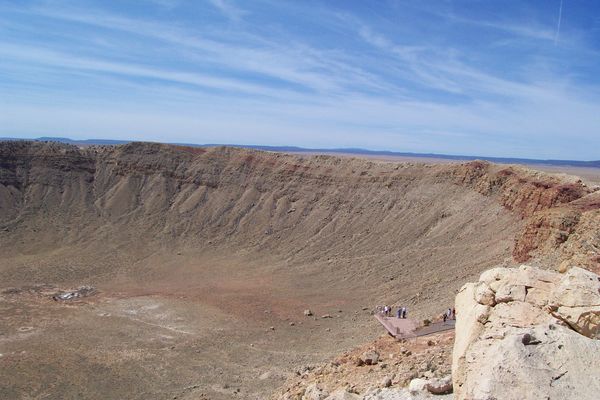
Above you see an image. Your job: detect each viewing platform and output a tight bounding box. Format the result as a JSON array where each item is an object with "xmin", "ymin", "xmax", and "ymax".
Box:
[{"xmin": 374, "ymin": 313, "xmax": 455, "ymax": 339}]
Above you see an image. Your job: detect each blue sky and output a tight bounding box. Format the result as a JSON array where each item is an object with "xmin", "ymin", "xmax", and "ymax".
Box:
[{"xmin": 1, "ymin": 0, "xmax": 600, "ymax": 160}]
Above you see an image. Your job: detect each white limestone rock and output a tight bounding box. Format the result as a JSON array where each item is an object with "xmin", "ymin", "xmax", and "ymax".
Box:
[{"xmin": 453, "ymin": 265, "xmax": 600, "ymax": 400}]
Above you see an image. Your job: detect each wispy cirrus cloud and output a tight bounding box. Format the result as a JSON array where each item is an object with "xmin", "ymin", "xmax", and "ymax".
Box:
[
  {"xmin": 0, "ymin": 43, "xmax": 309, "ymax": 99},
  {"xmin": 14, "ymin": 5, "xmax": 388, "ymax": 95},
  {"xmin": 207, "ymin": 0, "xmax": 246, "ymax": 21},
  {"xmin": 147, "ymin": 0, "xmax": 182, "ymax": 9},
  {"xmin": 447, "ymin": 14, "xmax": 556, "ymax": 42}
]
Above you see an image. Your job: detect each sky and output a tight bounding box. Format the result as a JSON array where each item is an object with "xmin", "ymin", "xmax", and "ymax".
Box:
[{"xmin": 1, "ymin": 0, "xmax": 600, "ymax": 160}]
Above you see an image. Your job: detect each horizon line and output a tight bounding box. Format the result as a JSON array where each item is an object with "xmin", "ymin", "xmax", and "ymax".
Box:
[{"xmin": 1, "ymin": 136, "xmax": 599, "ymax": 167}]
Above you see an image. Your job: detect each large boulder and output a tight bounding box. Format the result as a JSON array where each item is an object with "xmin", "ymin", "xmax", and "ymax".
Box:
[
  {"xmin": 453, "ymin": 265, "xmax": 600, "ymax": 399},
  {"xmin": 360, "ymin": 350, "xmax": 380, "ymax": 365},
  {"xmin": 303, "ymin": 383, "xmax": 329, "ymax": 400},
  {"xmin": 408, "ymin": 378, "xmax": 428, "ymax": 394},
  {"xmin": 324, "ymin": 389, "xmax": 360, "ymax": 400},
  {"xmin": 363, "ymin": 387, "xmax": 453, "ymax": 399},
  {"xmin": 548, "ymin": 267, "xmax": 600, "ymax": 339},
  {"xmin": 425, "ymin": 375, "xmax": 452, "ymax": 395}
]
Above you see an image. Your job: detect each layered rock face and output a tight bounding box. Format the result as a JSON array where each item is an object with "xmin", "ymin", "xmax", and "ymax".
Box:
[
  {"xmin": 449, "ymin": 161, "xmax": 600, "ymax": 271},
  {"xmin": 453, "ymin": 265, "xmax": 600, "ymax": 400},
  {"xmin": 2, "ymin": 141, "xmax": 598, "ymax": 278},
  {"xmin": 0, "ymin": 141, "xmax": 525, "ymax": 301}
]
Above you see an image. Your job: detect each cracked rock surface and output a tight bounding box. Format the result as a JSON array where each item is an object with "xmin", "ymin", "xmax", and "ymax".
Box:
[{"xmin": 453, "ymin": 265, "xmax": 600, "ymax": 400}]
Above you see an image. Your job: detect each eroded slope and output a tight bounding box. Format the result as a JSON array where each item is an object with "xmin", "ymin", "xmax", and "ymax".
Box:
[{"xmin": 0, "ymin": 141, "xmax": 598, "ymax": 399}]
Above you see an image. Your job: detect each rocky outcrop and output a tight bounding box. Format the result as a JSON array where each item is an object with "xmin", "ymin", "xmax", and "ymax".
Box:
[
  {"xmin": 450, "ymin": 162, "xmax": 588, "ymax": 217},
  {"xmin": 303, "ymin": 383, "xmax": 329, "ymax": 400},
  {"xmin": 453, "ymin": 265, "xmax": 600, "ymax": 400},
  {"xmin": 363, "ymin": 388, "xmax": 452, "ymax": 399},
  {"xmin": 407, "ymin": 375, "xmax": 452, "ymax": 396},
  {"xmin": 512, "ymin": 206, "xmax": 580, "ymax": 262},
  {"xmin": 450, "ymin": 161, "xmax": 600, "ymax": 268},
  {"xmin": 273, "ymin": 333, "xmax": 454, "ymax": 400},
  {"xmin": 424, "ymin": 376, "xmax": 452, "ymax": 395},
  {"xmin": 360, "ymin": 350, "xmax": 380, "ymax": 365}
]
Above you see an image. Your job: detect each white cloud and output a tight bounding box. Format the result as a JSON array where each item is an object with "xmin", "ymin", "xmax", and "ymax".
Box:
[
  {"xmin": 0, "ymin": 43, "xmax": 308, "ymax": 99},
  {"xmin": 206, "ymin": 0, "xmax": 246, "ymax": 21},
  {"xmin": 148, "ymin": 0, "xmax": 182, "ymax": 9},
  {"xmin": 21, "ymin": 6, "xmax": 386, "ymax": 94}
]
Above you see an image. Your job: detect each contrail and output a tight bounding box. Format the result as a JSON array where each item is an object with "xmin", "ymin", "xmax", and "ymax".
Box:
[{"xmin": 554, "ymin": 0, "xmax": 563, "ymax": 45}]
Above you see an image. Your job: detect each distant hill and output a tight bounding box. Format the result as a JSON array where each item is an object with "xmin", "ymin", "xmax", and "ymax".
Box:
[{"xmin": 1, "ymin": 136, "xmax": 598, "ymax": 169}]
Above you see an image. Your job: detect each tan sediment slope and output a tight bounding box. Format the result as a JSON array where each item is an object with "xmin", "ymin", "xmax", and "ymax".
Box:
[{"xmin": 0, "ymin": 141, "xmax": 598, "ymax": 399}]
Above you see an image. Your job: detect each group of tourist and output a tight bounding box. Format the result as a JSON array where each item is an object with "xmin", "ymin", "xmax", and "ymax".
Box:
[
  {"xmin": 442, "ymin": 307, "xmax": 456, "ymax": 322},
  {"xmin": 377, "ymin": 305, "xmax": 456, "ymax": 322},
  {"xmin": 378, "ymin": 305, "xmax": 408, "ymax": 319}
]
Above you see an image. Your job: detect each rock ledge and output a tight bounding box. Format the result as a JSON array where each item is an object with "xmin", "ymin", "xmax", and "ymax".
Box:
[{"xmin": 453, "ymin": 265, "xmax": 600, "ymax": 400}]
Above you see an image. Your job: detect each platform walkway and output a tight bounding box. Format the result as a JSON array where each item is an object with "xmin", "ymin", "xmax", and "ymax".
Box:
[{"xmin": 374, "ymin": 313, "xmax": 455, "ymax": 339}]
